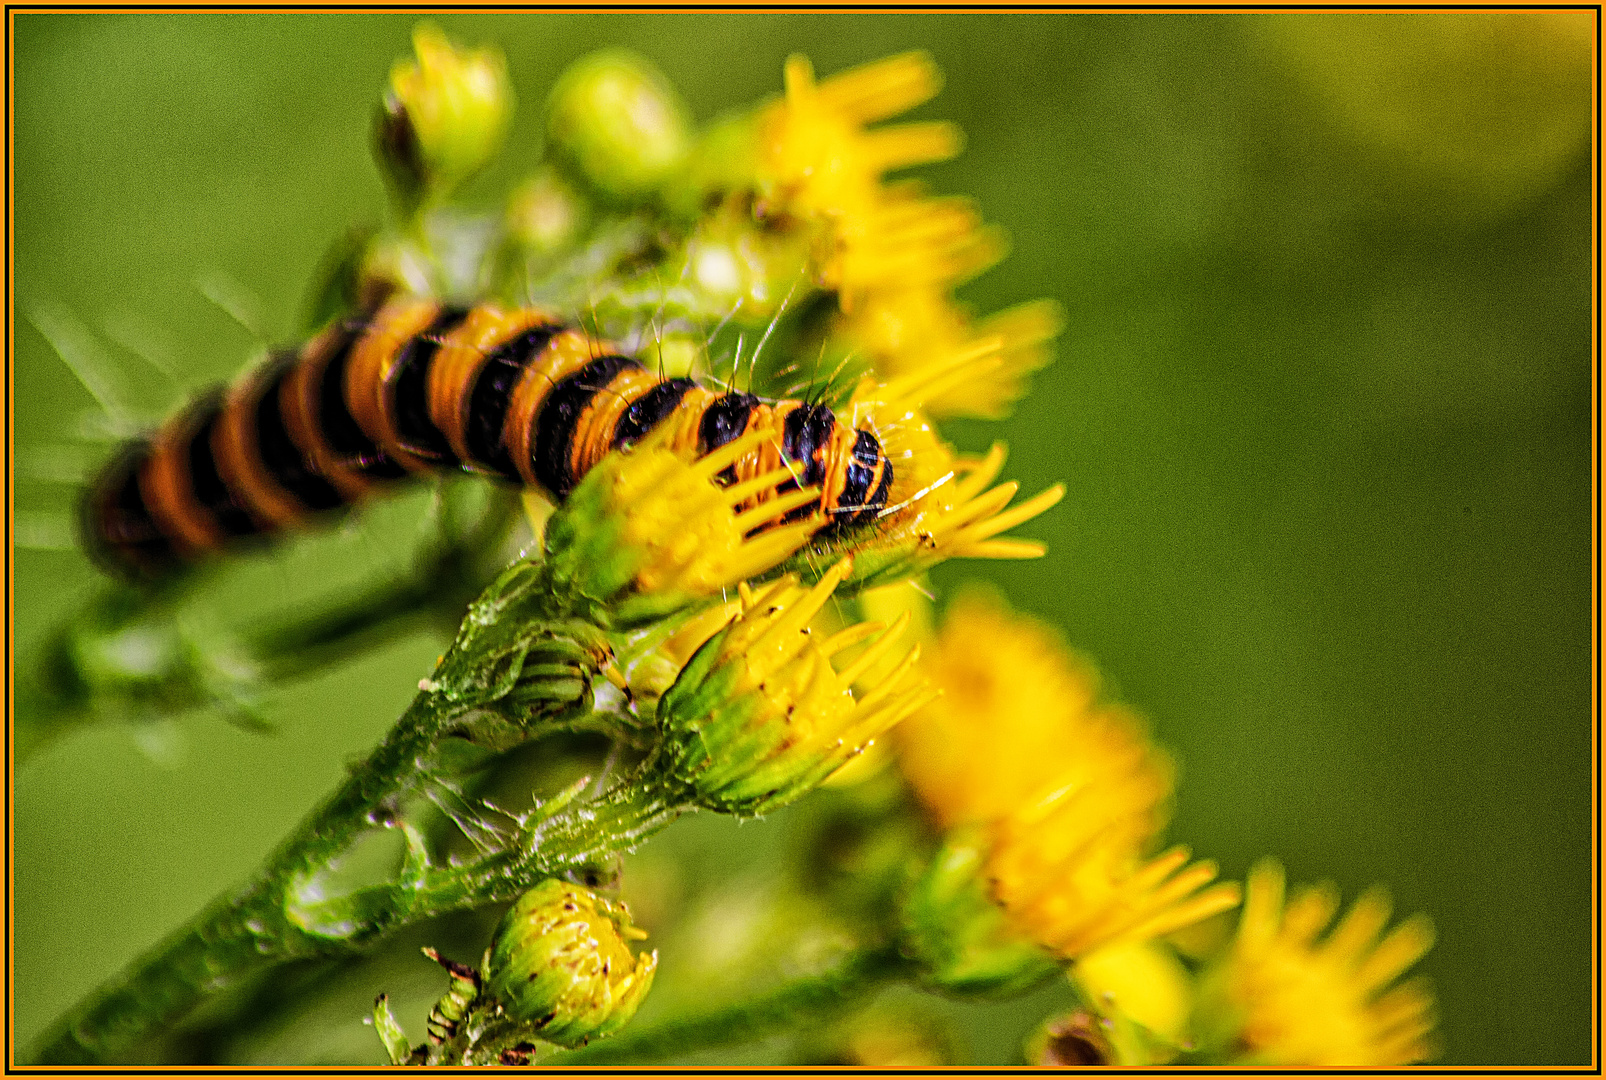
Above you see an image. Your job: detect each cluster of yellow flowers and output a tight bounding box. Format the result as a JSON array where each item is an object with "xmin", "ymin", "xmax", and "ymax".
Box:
[
  {"xmin": 883, "ymin": 587, "xmax": 1438, "ymax": 1065},
  {"xmin": 895, "ymin": 590, "xmax": 1240, "ymax": 958},
  {"xmin": 754, "ymin": 54, "xmax": 1061, "ymax": 420},
  {"xmin": 395, "ymin": 32, "xmax": 1437, "ymax": 1065},
  {"xmin": 746, "ymin": 54, "xmax": 1065, "ymax": 572}
]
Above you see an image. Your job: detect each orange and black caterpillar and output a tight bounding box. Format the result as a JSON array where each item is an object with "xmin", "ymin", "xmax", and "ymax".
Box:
[{"xmin": 82, "ymin": 296, "xmax": 894, "ymax": 580}]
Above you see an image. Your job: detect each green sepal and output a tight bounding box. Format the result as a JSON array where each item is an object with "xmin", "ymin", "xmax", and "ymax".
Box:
[
  {"xmin": 900, "ymin": 828, "xmax": 1061, "ymax": 998},
  {"xmin": 372, "ymin": 993, "xmax": 412, "ymax": 1065},
  {"xmin": 300, "ymin": 223, "xmax": 381, "ymax": 334}
]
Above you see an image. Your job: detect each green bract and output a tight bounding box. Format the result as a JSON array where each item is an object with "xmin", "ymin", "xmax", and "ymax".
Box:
[{"xmin": 899, "ymin": 828, "xmax": 1060, "ymax": 997}]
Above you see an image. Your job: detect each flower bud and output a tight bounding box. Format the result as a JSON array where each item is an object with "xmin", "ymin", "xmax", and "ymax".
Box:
[
  {"xmin": 899, "ymin": 827, "xmax": 1059, "ymax": 997},
  {"xmin": 485, "ymin": 879, "xmax": 657, "ymax": 1048},
  {"xmin": 546, "ymin": 50, "xmax": 691, "ymax": 201},
  {"xmin": 1025, "ymin": 1012, "xmax": 1114, "ymax": 1066},
  {"xmin": 655, "ymin": 560, "xmax": 936, "ymax": 816},
  {"xmin": 504, "ymin": 169, "xmax": 584, "ymax": 256},
  {"xmin": 542, "ymin": 430, "xmax": 822, "ymax": 624},
  {"xmin": 376, "ymin": 23, "xmax": 513, "ymax": 211}
]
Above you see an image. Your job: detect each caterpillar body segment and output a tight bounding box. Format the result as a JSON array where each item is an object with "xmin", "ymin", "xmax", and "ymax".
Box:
[{"xmin": 82, "ymin": 298, "xmax": 894, "ymax": 580}]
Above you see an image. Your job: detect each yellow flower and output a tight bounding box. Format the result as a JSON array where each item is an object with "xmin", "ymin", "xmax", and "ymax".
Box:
[
  {"xmin": 1199, "ymin": 859, "xmax": 1438, "ymax": 1066},
  {"xmin": 895, "ymin": 589, "xmax": 1104, "ymax": 825},
  {"xmin": 842, "ymin": 297, "xmax": 1063, "ymax": 420},
  {"xmin": 656, "ymin": 559, "xmax": 936, "ymax": 814},
  {"xmin": 987, "ymin": 776, "xmax": 1241, "ymax": 961},
  {"xmin": 896, "ymin": 591, "xmax": 1239, "ymax": 962},
  {"xmin": 824, "ymin": 184, "xmax": 1005, "ymax": 307},
  {"xmin": 755, "ymin": 53, "xmax": 961, "ymax": 225},
  {"xmin": 543, "ymin": 426, "xmax": 822, "ymax": 612},
  {"xmin": 485, "ymin": 879, "xmax": 657, "ymax": 1048}
]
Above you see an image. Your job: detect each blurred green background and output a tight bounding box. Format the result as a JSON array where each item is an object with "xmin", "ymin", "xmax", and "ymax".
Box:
[{"xmin": 12, "ymin": 13, "xmax": 1594, "ymax": 1065}]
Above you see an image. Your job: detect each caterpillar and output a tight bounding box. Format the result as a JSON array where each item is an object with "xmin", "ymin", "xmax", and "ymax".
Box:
[{"xmin": 81, "ymin": 296, "xmax": 894, "ymax": 581}]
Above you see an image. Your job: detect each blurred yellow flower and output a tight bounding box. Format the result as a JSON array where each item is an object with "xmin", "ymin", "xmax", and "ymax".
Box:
[
  {"xmin": 895, "ymin": 589, "xmax": 1104, "ymax": 825},
  {"xmin": 895, "ymin": 590, "xmax": 1239, "ymax": 964},
  {"xmin": 746, "ymin": 52, "xmax": 1061, "ymax": 420},
  {"xmin": 1200, "ymin": 859, "xmax": 1438, "ymax": 1066},
  {"xmin": 380, "ymin": 23, "xmax": 513, "ymax": 204},
  {"xmin": 989, "ymin": 783, "xmax": 1241, "ymax": 962},
  {"xmin": 755, "ymin": 53, "xmax": 961, "ymax": 225},
  {"xmin": 839, "ymin": 294, "xmax": 1061, "ymax": 420},
  {"xmin": 824, "ymin": 185, "xmax": 1004, "ymax": 307}
]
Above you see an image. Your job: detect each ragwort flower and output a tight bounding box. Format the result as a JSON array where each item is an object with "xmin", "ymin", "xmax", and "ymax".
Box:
[
  {"xmin": 896, "ymin": 591, "xmax": 1239, "ymax": 964},
  {"xmin": 754, "ymin": 52, "xmax": 961, "ymax": 225},
  {"xmin": 542, "ymin": 426, "xmax": 822, "ymax": 618},
  {"xmin": 656, "ymin": 559, "xmax": 935, "ymax": 815},
  {"xmin": 485, "ymin": 879, "xmax": 658, "ymax": 1048},
  {"xmin": 1193, "ymin": 859, "xmax": 1438, "ymax": 1065}
]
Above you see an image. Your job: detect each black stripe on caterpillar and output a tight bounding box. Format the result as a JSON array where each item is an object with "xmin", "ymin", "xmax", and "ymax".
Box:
[{"xmin": 82, "ymin": 297, "xmax": 894, "ymax": 580}]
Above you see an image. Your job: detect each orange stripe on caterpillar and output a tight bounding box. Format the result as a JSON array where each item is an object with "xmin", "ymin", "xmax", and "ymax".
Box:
[{"xmin": 81, "ymin": 299, "xmax": 894, "ymax": 580}]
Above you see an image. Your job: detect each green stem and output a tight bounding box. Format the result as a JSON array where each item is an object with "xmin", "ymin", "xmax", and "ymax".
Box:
[
  {"xmin": 15, "ymin": 488, "xmax": 521, "ymax": 765},
  {"xmin": 31, "ymin": 687, "xmax": 457, "ymax": 1064},
  {"xmin": 32, "ymin": 578, "xmax": 674, "ymax": 1064},
  {"xmin": 552, "ymin": 944, "xmax": 913, "ymax": 1065}
]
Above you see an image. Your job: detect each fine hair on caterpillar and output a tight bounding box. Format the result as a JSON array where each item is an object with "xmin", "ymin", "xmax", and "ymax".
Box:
[{"xmin": 82, "ymin": 296, "xmax": 895, "ymax": 580}]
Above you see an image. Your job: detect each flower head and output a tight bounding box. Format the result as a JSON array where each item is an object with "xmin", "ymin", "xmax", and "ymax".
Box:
[
  {"xmin": 543, "ymin": 428, "xmax": 822, "ymax": 622},
  {"xmin": 824, "ymin": 185, "xmax": 1005, "ymax": 308},
  {"xmin": 485, "ymin": 879, "xmax": 657, "ymax": 1048},
  {"xmin": 755, "ymin": 53, "xmax": 961, "ymax": 225},
  {"xmin": 1194, "ymin": 859, "xmax": 1438, "ymax": 1066},
  {"xmin": 988, "ymin": 781, "xmax": 1242, "ymax": 961},
  {"xmin": 656, "ymin": 559, "xmax": 935, "ymax": 815},
  {"xmin": 839, "ymin": 296, "xmax": 1062, "ymax": 419},
  {"xmin": 377, "ymin": 23, "xmax": 512, "ymax": 209},
  {"xmin": 894, "ymin": 589, "xmax": 1109, "ymax": 826},
  {"xmin": 837, "ymin": 412, "xmax": 1065, "ymax": 590},
  {"xmin": 896, "ymin": 591, "xmax": 1240, "ymax": 962}
]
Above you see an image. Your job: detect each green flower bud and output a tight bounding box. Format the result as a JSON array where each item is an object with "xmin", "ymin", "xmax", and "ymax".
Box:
[
  {"xmin": 899, "ymin": 827, "xmax": 1060, "ymax": 997},
  {"xmin": 546, "ymin": 50, "xmax": 691, "ymax": 201},
  {"xmin": 505, "ymin": 169, "xmax": 584, "ymax": 255},
  {"xmin": 485, "ymin": 879, "xmax": 657, "ymax": 1048},
  {"xmin": 1025, "ymin": 1011, "xmax": 1114, "ymax": 1066},
  {"xmin": 377, "ymin": 23, "xmax": 513, "ymax": 212},
  {"xmin": 655, "ymin": 560, "xmax": 935, "ymax": 816}
]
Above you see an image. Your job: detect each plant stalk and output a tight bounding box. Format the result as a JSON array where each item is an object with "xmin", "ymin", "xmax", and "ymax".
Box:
[{"xmin": 551, "ymin": 944, "xmax": 914, "ymax": 1065}]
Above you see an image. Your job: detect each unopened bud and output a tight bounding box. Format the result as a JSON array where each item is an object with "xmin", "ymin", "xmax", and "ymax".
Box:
[
  {"xmin": 655, "ymin": 560, "xmax": 935, "ymax": 816},
  {"xmin": 505, "ymin": 169, "xmax": 584, "ymax": 255},
  {"xmin": 1026, "ymin": 1012, "xmax": 1115, "ymax": 1066},
  {"xmin": 377, "ymin": 23, "xmax": 513, "ymax": 211},
  {"xmin": 485, "ymin": 879, "xmax": 657, "ymax": 1048},
  {"xmin": 546, "ymin": 50, "xmax": 692, "ymax": 202}
]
